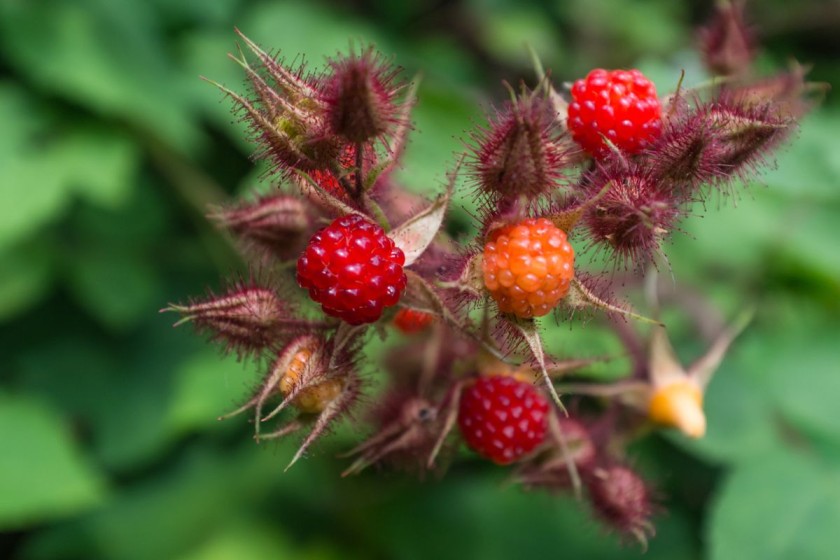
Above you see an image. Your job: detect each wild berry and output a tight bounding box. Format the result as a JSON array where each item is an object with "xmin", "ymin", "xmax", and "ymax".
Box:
[
  {"xmin": 393, "ymin": 308, "xmax": 434, "ymax": 333},
  {"xmin": 279, "ymin": 346, "xmax": 344, "ymax": 413},
  {"xmin": 568, "ymin": 69, "xmax": 662, "ymax": 158},
  {"xmin": 482, "ymin": 218, "xmax": 574, "ymax": 318},
  {"xmin": 458, "ymin": 375, "xmax": 549, "ymax": 465},
  {"xmin": 297, "ymin": 214, "xmax": 407, "ymax": 325}
]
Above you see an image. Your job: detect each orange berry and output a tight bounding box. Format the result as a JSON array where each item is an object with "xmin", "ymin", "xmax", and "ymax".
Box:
[
  {"xmin": 482, "ymin": 218, "xmax": 574, "ymax": 318},
  {"xmin": 279, "ymin": 348, "xmax": 343, "ymax": 413}
]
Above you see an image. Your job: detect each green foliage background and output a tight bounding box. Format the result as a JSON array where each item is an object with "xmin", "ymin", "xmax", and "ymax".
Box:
[{"xmin": 1, "ymin": 0, "xmax": 838, "ymax": 558}]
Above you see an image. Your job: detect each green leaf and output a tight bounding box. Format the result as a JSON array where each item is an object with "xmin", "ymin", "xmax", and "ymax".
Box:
[
  {"xmin": 64, "ymin": 249, "xmax": 162, "ymax": 330},
  {"xmin": 709, "ymin": 448, "xmax": 840, "ymax": 560},
  {"xmin": 0, "ymin": 393, "xmax": 107, "ymax": 529},
  {"xmin": 0, "ymin": 240, "xmax": 54, "ymax": 321},
  {"xmin": 0, "ymin": 88, "xmax": 140, "ymax": 251},
  {"xmin": 49, "ymin": 127, "xmax": 139, "ymax": 209},
  {"xmin": 0, "ymin": 0, "xmax": 201, "ymax": 151}
]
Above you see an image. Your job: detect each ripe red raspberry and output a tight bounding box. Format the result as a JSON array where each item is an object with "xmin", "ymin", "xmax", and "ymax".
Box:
[
  {"xmin": 297, "ymin": 214, "xmax": 407, "ymax": 325},
  {"xmin": 458, "ymin": 375, "xmax": 549, "ymax": 465},
  {"xmin": 482, "ymin": 218, "xmax": 574, "ymax": 318},
  {"xmin": 567, "ymin": 69, "xmax": 662, "ymax": 158},
  {"xmin": 393, "ymin": 308, "xmax": 434, "ymax": 333}
]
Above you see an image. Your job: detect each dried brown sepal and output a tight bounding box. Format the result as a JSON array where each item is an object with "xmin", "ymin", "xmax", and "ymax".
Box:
[
  {"xmin": 515, "ymin": 416, "xmax": 597, "ymax": 491},
  {"xmin": 341, "ymin": 395, "xmax": 442, "ymax": 476}
]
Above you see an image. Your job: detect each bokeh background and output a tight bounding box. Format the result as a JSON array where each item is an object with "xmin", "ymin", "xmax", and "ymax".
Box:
[{"xmin": 1, "ymin": 0, "xmax": 839, "ymax": 558}]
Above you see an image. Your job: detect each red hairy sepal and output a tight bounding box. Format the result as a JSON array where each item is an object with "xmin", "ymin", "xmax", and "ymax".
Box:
[
  {"xmin": 321, "ymin": 46, "xmax": 406, "ymax": 144},
  {"xmin": 162, "ymin": 278, "xmax": 301, "ymax": 358},
  {"xmin": 469, "ymin": 89, "xmax": 575, "ymax": 204},
  {"xmin": 697, "ymin": 0, "xmax": 755, "ymax": 77},
  {"xmin": 209, "ymin": 194, "xmax": 313, "ymax": 260},
  {"xmin": 209, "ymin": 30, "xmax": 341, "ymax": 174},
  {"xmin": 580, "ymin": 164, "xmax": 685, "ymax": 269},
  {"xmin": 586, "ymin": 465, "xmax": 656, "ymax": 547}
]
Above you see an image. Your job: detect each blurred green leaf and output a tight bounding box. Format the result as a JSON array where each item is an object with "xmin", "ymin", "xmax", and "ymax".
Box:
[
  {"xmin": 0, "ymin": 88, "xmax": 140, "ymax": 251},
  {"xmin": 0, "ymin": 240, "xmax": 54, "ymax": 321},
  {"xmin": 0, "ymin": 0, "xmax": 202, "ymax": 151},
  {"xmin": 64, "ymin": 249, "xmax": 162, "ymax": 330},
  {"xmin": 709, "ymin": 448, "xmax": 840, "ymax": 560},
  {"xmin": 21, "ymin": 444, "xmax": 305, "ymax": 560},
  {"xmin": 167, "ymin": 351, "xmax": 261, "ymax": 436},
  {"xmin": 0, "ymin": 393, "xmax": 107, "ymax": 529}
]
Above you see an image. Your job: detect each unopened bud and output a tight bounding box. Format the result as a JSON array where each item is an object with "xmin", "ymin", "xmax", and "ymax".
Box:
[
  {"xmin": 705, "ymin": 99, "xmax": 791, "ymax": 178},
  {"xmin": 164, "ymin": 282, "xmax": 290, "ymax": 356},
  {"xmin": 211, "ymin": 195, "xmax": 310, "ymax": 259},
  {"xmin": 215, "ymin": 31, "xmax": 341, "ymax": 173},
  {"xmin": 698, "ymin": 1, "xmax": 755, "ymax": 76},
  {"xmin": 582, "ymin": 166, "xmax": 682, "ymax": 267},
  {"xmin": 470, "ymin": 93, "xmax": 571, "ymax": 202},
  {"xmin": 321, "ymin": 47, "xmax": 404, "ymax": 144},
  {"xmin": 587, "ymin": 465, "xmax": 654, "ymax": 545}
]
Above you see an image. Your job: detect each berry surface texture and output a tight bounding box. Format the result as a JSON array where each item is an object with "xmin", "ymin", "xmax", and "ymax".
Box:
[
  {"xmin": 458, "ymin": 375, "xmax": 549, "ymax": 465},
  {"xmin": 297, "ymin": 214, "xmax": 407, "ymax": 324},
  {"xmin": 567, "ymin": 68, "xmax": 662, "ymax": 158},
  {"xmin": 482, "ymin": 218, "xmax": 575, "ymax": 318}
]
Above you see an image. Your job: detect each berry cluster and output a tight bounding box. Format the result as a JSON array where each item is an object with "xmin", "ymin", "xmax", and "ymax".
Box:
[{"xmin": 167, "ymin": 4, "xmax": 812, "ymax": 545}]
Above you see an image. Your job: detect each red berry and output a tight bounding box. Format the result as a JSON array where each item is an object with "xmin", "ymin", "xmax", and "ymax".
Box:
[
  {"xmin": 393, "ymin": 308, "xmax": 434, "ymax": 333},
  {"xmin": 308, "ymin": 145, "xmax": 357, "ymax": 197},
  {"xmin": 567, "ymin": 69, "xmax": 662, "ymax": 158},
  {"xmin": 482, "ymin": 218, "xmax": 575, "ymax": 319},
  {"xmin": 458, "ymin": 375, "xmax": 549, "ymax": 465},
  {"xmin": 297, "ymin": 214, "xmax": 407, "ymax": 325}
]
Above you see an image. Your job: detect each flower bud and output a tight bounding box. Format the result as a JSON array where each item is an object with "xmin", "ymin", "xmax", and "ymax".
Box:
[
  {"xmin": 218, "ymin": 31, "xmax": 341, "ymax": 173},
  {"xmin": 470, "ymin": 93, "xmax": 572, "ymax": 202},
  {"xmin": 321, "ymin": 47, "xmax": 404, "ymax": 144},
  {"xmin": 582, "ymin": 165, "xmax": 683, "ymax": 267},
  {"xmin": 210, "ymin": 194, "xmax": 310, "ymax": 259},
  {"xmin": 164, "ymin": 281, "xmax": 290, "ymax": 356},
  {"xmin": 703, "ymin": 96, "xmax": 792, "ymax": 180},
  {"xmin": 587, "ymin": 465, "xmax": 654, "ymax": 544},
  {"xmin": 698, "ymin": 1, "xmax": 755, "ymax": 76}
]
